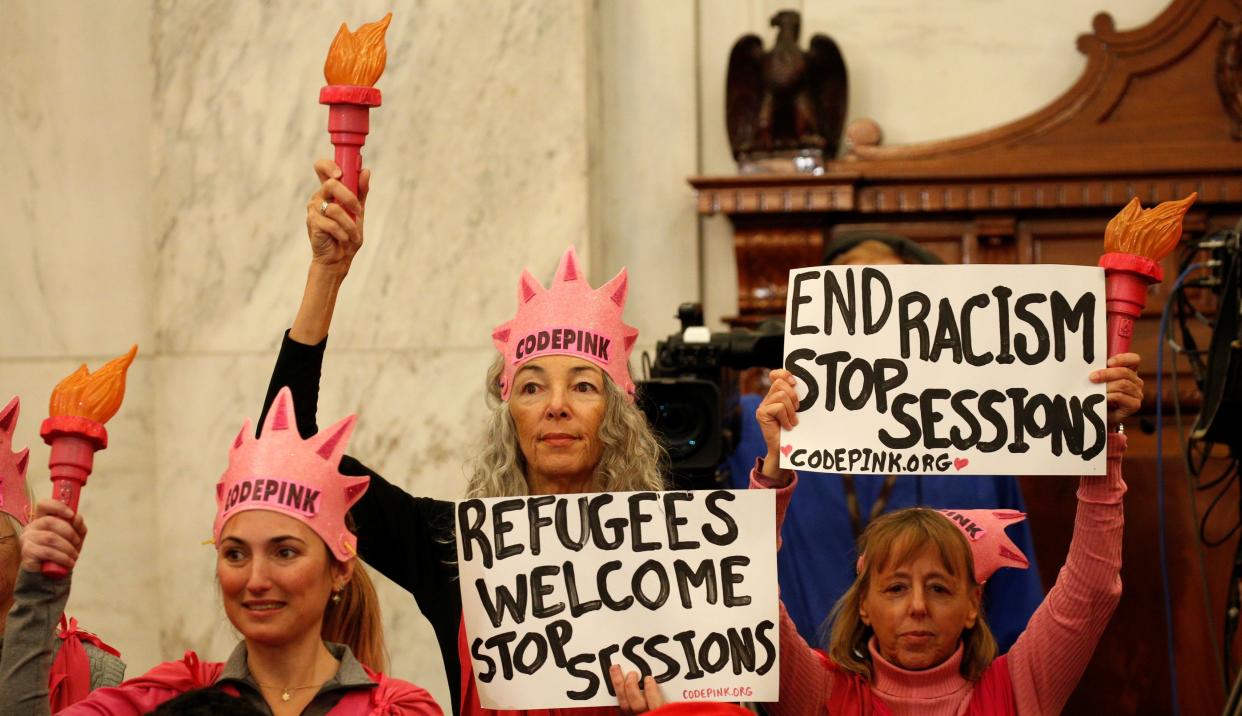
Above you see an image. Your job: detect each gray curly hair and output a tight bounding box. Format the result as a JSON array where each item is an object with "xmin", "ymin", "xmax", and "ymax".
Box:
[{"xmin": 466, "ymin": 356, "xmax": 667, "ymax": 498}]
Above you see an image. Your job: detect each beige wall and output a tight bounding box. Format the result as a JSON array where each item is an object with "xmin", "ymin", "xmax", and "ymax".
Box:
[{"xmin": 0, "ymin": 0, "xmax": 1167, "ymax": 708}]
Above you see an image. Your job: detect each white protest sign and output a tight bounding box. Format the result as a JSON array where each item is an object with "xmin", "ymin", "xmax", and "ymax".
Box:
[
  {"xmin": 780, "ymin": 264, "xmax": 1107, "ymax": 476},
  {"xmin": 456, "ymin": 490, "xmax": 778, "ymax": 709}
]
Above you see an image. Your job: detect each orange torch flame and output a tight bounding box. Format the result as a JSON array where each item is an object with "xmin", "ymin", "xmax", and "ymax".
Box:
[
  {"xmin": 324, "ymin": 12, "xmax": 392, "ymax": 87},
  {"xmin": 48, "ymin": 345, "xmax": 138, "ymax": 424},
  {"xmin": 1103, "ymin": 193, "xmax": 1198, "ymax": 260}
]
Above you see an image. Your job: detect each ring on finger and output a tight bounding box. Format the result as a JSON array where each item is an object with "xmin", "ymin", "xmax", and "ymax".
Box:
[{"xmin": 318, "ymin": 200, "xmax": 330, "ymax": 215}]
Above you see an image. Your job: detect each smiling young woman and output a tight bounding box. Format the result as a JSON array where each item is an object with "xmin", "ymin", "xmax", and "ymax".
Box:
[{"xmin": 0, "ymin": 389, "xmax": 441, "ymax": 715}]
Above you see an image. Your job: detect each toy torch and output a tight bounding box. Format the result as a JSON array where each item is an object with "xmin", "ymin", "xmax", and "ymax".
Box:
[
  {"xmin": 1099, "ymin": 193, "xmax": 1197, "ymax": 356},
  {"xmin": 320, "ymin": 12, "xmax": 392, "ymax": 201},
  {"xmin": 39, "ymin": 345, "xmax": 137, "ymax": 578}
]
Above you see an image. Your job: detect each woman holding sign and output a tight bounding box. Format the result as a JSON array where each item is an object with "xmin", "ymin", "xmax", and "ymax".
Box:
[
  {"xmin": 752, "ymin": 353, "xmax": 1142, "ymax": 715},
  {"xmin": 0, "ymin": 389, "xmax": 441, "ymax": 715},
  {"xmin": 260, "ymin": 161, "xmax": 667, "ymax": 715}
]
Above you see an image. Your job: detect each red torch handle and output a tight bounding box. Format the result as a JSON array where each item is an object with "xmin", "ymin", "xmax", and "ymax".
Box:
[
  {"xmin": 1101, "ymin": 255, "xmax": 1162, "ymax": 358},
  {"xmin": 39, "ymin": 419, "xmax": 106, "ymax": 580},
  {"xmin": 41, "ymin": 477, "xmax": 84, "ymax": 579},
  {"xmin": 334, "ymin": 143, "xmax": 362, "ymax": 198},
  {"xmin": 320, "ymin": 86, "xmax": 380, "ymax": 212},
  {"xmin": 1105, "ymin": 312, "xmax": 1135, "ymax": 359}
]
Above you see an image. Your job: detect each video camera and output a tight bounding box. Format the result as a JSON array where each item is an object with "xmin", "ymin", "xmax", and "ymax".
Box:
[{"xmin": 637, "ymin": 303, "xmax": 784, "ymax": 488}]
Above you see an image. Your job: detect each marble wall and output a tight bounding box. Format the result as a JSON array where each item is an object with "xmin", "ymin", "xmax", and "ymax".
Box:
[
  {"xmin": 0, "ymin": 0, "xmax": 1168, "ymax": 709},
  {"xmin": 0, "ymin": 0, "xmax": 160, "ymax": 677}
]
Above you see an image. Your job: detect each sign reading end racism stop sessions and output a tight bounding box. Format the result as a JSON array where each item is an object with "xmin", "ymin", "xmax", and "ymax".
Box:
[
  {"xmin": 780, "ymin": 264, "xmax": 1108, "ymax": 476},
  {"xmin": 456, "ymin": 490, "xmax": 778, "ymax": 709}
]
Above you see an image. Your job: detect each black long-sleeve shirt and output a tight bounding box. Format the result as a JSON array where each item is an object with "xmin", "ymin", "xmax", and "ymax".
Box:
[{"xmin": 261, "ymin": 332, "xmax": 463, "ymax": 715}]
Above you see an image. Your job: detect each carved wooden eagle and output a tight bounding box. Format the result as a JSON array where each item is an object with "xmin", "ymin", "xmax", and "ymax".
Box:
[{"xmin": 726, "ymin": 10, "xmax": 848, "ymax": 160}]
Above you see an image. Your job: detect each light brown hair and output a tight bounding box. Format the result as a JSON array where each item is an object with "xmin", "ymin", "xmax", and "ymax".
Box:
[
  {"xmin": 826, "ymin": 508, "xmax": 997, "ymax": 682},
  {"xmin": 321, "ymin": 558, "xmax": 388, "ymax": 672}
]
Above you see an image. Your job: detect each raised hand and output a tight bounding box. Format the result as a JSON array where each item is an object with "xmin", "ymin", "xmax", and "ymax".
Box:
[
  {"xmin": 1090, "ymin": 352, "xmax": 1143, "ymax": 428},
  {"xmin": 305, "ymin": 159, "xmax": 371, "ymax": 275},
  {"xmin": 291, "ymin": 160, "xmax": 374, "ymax": 345},
  {"xmin": 20, "ymin": 499, "xmax": 87, "ymax": 574},
  {"xmin": 756, "ymin": 368, "xmax": 799, "ymax": 481}
]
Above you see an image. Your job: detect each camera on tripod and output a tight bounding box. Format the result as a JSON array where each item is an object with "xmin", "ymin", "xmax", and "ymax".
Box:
[{"xmin": 637, "ymin": 303, "xmax": 784, "ymax": 487}]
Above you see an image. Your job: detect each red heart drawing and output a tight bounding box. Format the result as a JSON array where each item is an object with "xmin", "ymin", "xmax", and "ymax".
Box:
[
  {"xmin": 953, "ymin": 457, "xmax": 969, "ymax": 471},
  {"xmin": 780, "ymin": 444, "xmax": 793, "ymax": 457}
]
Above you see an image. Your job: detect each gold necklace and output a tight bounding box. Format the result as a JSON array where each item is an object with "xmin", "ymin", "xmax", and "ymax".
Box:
[
  {"xmin": 252, "ymin": 651, "xmax": 334, "ymax": 703},
  {"xmin": 252, "ymin": 681, "xmax": 317, "ymax": 701},
  {"xmin": 255, "ymin": 681, "xmax": 322, "ymax": 702}
]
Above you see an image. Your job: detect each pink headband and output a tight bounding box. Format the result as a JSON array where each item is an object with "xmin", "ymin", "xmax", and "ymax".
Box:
[
  {"xmin": 857, "ymin": 508, "xmax": 1030, "ymax": 584},
  {"xmin": 491, "ymin": 247, "xmax": 639, "ymax": 402},
  {"xmin": 213, "ymin": 388, "xmax": 369, "ymax": 561},
  {"xmin": 0, "ymin": 397, "xmax": 32, "ymax": 526}
]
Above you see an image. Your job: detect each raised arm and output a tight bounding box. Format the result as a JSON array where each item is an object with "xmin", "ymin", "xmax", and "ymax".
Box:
[
  {"xmin": 746, "ymin": 370, "xmax": 833, "ymax": 714},
  {"xmin": 291, "ymin": 159, "xmax": 368, "ymax": 346},
  {"xmin": 1007, "ymin": 353, "xmax": 1142, "ymax": 714},
  {"xmin": 0, "ymin": 501, "xmax": 86, "ymax": 716},
  {"xmin": 265, "ymin": 160, "xmax": 454, "ymax": 596},
  {"xmin": 264, "ymin": 163, "xmax": 464, "ymax": 709}
]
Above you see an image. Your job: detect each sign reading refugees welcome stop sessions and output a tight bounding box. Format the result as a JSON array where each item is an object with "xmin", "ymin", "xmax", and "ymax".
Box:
[
  {"xmin": 456, "ymin": 490, "xmax": 778, "ymax": 709},
  {"xmin": 780, "ymin": 264, "xmax": 1108, "ymax": 476}
]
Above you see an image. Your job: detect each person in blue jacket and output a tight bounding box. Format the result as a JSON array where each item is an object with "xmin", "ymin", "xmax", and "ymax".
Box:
[{"xmin": 725, "ymin": 232, "xmax": 1044, "ymax": 653}]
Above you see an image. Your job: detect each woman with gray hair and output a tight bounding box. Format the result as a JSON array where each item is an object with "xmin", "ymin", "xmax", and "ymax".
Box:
[{"xmin": 260, "ymin": 160, "xmax": 667, "ymax": 715}]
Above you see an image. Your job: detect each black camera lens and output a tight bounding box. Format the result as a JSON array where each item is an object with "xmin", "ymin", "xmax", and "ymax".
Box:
[
  {"xmin": 637, "ymin": 378, "xmax": 722, "ymax": 469},
  {"xmin": 653, "ymin": 401, "xmax": 708, "ymax": 459}
]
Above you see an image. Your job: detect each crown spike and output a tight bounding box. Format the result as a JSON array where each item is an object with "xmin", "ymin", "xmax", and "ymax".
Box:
[
  {"xmin": 519, "ymin": 271, "xmax": 543, "ymax": 304},
  {"xmin": 233, "ymin": 423, "xmax": 250, "ymax": 449},
  {"xmin": 14, "ymin": 449, "xmax": 28, "ymax": 480},
  {"xmin": 343, "ymin": 475, "xmax": 370, "ymax": 506},
  {"xmin": 0, "ymin": 396, "xmax": 31, "ymax": 527},
  {"xmin": 555, "ymin": 246, "xmax": 582, "ymax": 283},
  {"xmin": 313, "ymin": 414, "xmax": 357, "ymax": 462},
  {"xmin": 264, "ymin": 388, "xmax": 294, "ymax": 434},
  {"xmin": 999, "ymin": 545, "xmax": 1029, "ymax": 568},
  {"xmin": 624, "ymin": 328, "xmax": 638, "ymax": 351},
  {"xmin": 601, "ymin": 269, "xmax": 629, "ymax": 307},
  {"xmin": 0, "ymin": 397, "xmax": 18, "ymax": 437}
]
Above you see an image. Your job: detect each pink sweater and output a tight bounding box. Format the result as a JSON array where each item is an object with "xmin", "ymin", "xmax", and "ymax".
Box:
[{"xmin": 757, "ymin": 434, "xmax": 1127, "ymax": 716}]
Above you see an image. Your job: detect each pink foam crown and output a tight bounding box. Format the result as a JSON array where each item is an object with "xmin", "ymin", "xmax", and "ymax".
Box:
[
  {"xmin": 491, "ymin": 247, "xmax": 639, "ymax": 401},
  {"xmin": 936, "ymin": 508, "xmax": 1030, "ymax": 584},
  {"xmin": 213, "ymin": 387, "xmax": 368, "ymax": 561},
  {"xmin": 0, "ymin": 397, "xmax": 32, "ymax": 526},
  {"xmin": 857, "ymin": 508, "xmax": 1030, "ymax": 585}
]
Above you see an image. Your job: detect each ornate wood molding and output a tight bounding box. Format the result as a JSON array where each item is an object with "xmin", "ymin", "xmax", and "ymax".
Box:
[
  {"xmin": 833, "ymin": 0, "xmax": 1242, "ymax": 177},
  {"xmin": 693, "ymin": 172, "xmax": 1242, "ymax": 216}
]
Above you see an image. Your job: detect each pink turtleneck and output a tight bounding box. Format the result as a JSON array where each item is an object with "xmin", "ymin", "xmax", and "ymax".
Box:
[{"xmin": 755, "ymin": 433, "xmax": 1127, "ymax": 716}]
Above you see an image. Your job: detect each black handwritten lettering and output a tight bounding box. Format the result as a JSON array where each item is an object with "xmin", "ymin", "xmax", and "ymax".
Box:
[
  {"xmin": 703, "ymin": 491, "xmax": 739, "ymax": 546},
  {"xmin": 789, "ymin": 270, "xmax": 821, "ymax": 335}
]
